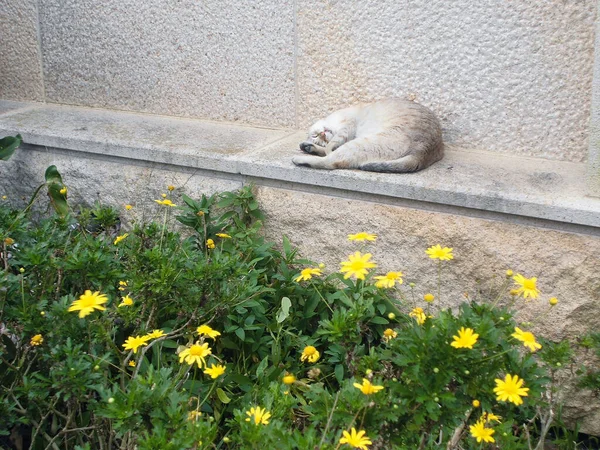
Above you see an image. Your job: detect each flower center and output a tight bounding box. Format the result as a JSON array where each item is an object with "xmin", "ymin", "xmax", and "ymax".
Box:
[
  {"xmin": 190, "ymin": 345, "xmax": 208, "ymax": 357},
  {"xmin": 523, "ymin": 279, "xmax": 536, "ymax": 289}
]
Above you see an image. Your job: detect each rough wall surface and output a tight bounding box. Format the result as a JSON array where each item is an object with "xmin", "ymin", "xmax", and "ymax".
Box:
[
  {"xmin": 1, "ymin": 1, "xmax": 596, "ymax": 162},
  {"xmin": 0, "ymin": 0, "xmax": 44, "ymax": 101},
  {"xmin": 297, "ymin": 0, "xmax": 596, "ymax": 162},
  {"xmin": 38, "ymin": 0, "xmax": 296, "ymax": 127},
  {"xmin": 256, "ymin": 186, "xmax": 600, "ymax": 435},
  {"xmin": 0, "ymin": 147, "xmax": 241, "ymax": 218}
]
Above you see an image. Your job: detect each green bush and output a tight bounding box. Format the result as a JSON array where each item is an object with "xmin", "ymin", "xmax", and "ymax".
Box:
[{"xmin": 0, "ymin": 177, "xmax": 590, "ymax": 449}]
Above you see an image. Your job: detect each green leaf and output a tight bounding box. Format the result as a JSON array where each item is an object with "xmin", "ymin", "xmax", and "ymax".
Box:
[
  {"xmin": 46, "ymin": 179, "xmax": 69, "ymax": 216},
  {"xmin": 44, "ymin": 165, "xmax": 63, "ymax": 184},
  {"xmin": 0, "ymin": 134, "xmax": 22, "ymax": 161},
  {"xmin": 235, "ymin": 328, "xmax": 245, "ymax": 341},
  {"xmin": 276, "ymin": 297, "xmax": 292, "ymax": 323},
  {"xmin": 216, "ymin": 388, "xmax": 231, "ymax": 404},
  {"xmin": 256, "ymin": 356, "xmax": 268, "ymax": 378},
  {"xmin": 334, "ymin": 364, "xmax": 344, "ymax": 383},
  {"xmin": 369, "ymin": 316, "xmax": 389, "ymax": 325}
]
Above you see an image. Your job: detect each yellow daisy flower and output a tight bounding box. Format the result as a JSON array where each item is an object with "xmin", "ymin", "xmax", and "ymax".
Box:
[
  {"xmin": 68, "ymin": 290, "xmax": 109, "ymax": 318},
  {"xmin": 549, "ymin": 297, "xmax": 558, "ymax": 306},
  {"xmin": 512, "ymin": 274, "xmax": 540, "ymax": 299},
  {"xmin": 128, "ymin": 360, "xmax": 136, "ymax": 367},
  {"xmin": 347, "ymin": 232, "xmax": 377, "ymax": 242},
  {"xmin": 118, "ymin": 295, "xmax": 133, "ymax": 307},
  {"xmin": 245, "ymin": 406, "xmax": 271, "ymax": 425},
  {"xmin": 204, "ymin": 363, "xmax": 226, "ymax": 379},
  {"xmin": 122, "ymin": 335, "xmax": 149, "ymax": 354},
  {"xmin": 113, "ymin": 233, "xmax": 129, "ymax": 245},
  {"xmin": 197, "ymin": 325, "xmax": 221, "ymax": 339},
  {"xmin": 125, "ymin": 204, "xmax": 133, "ymax": 210},
  {"xmin": 409, "ymin": 307, "xmax": 427, "ymax": 325},
  {"xmin": 295, "ymin": 267, "xmax": 323, "ymax": 282},
  {"xmin": 4, "ymin": 237, "xmax": 14, "ymax": 246},
  {"xmin": 424, "ymin": 293, "xmax": 435, "ymax": 302},
  {"xmin": 30, "ymin": 334, "xmax": 43, "ymax": 346},
  {"xmin": 382, "ymin": 328, "xmax": 397, "ymax": 343},
  {"xmin": 155, "ymin": 199, "xmax": 177, "ymax": 207},
  {"xmin": 206, "ymin": 239, "xmax": 215, "ymax": 249},
  {"xmin": 300, "ymin": 345, "xmax": 320, "ymax": 363},
  {"xmin": 144, "ymin": 329, "xmax": 166, "ymax": 340},
  {"xmin": 484, "ymin": 412, "xmax": 502, "ymax": 423},
  {"xmin": 340, "ymin": 252, "xmax": 377, "ymax": 280},
  {"xmin": 353, "ymin": 378, "xmax": 384, "ymax": 395},
  {"xmin": 425, "ymin": 244, "xmax": 454, "ymax": 261},
  {"xmin": 494, "ymin": 374, "xmax": 529, "ymax": 405},
  {"xmin": 59, "ymin": 187, "xmax": 67, "ymax": 195},
  {"xmin": 450, "ymin": 327, "xmax": 479, "ymax": 349},
  {"xmin": 216, "ymin": 233, "xmax": 231, "ymax": 238},
  {"xmin": 179, "ymin": 342, "xmax": 212, "ymax": 368},
  {"xmin": 374, "ymin": 271, "xmax": 403, "ymax": 288},
  {"xmin": 167, "ymin": 185, "xmax": 175, "ymax": 191},
  {"xmin": 511, "ymin": 327, "xmax": 542, "ymax": 352},
  {"xmin": 469, "ymin": 419, "xmax": 495, "ymax": 443},
  {"xmin": 282, "ymin": 373, "xmax": 296, "ymax": 385},
  {"xmin": 339, "ymin": 427, "xmax": 372, "ymax": 449}
]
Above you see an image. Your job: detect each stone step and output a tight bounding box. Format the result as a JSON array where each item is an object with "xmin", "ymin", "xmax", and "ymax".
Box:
[{"xmin": 0, "ymin": 100, "xmax": 599, "ymax": 233}]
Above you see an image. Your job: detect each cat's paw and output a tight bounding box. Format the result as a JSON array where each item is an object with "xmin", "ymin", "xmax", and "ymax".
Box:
[
  {"xmin": 292, "ymin": 155, "xmax": 313, "ymax": 167},
  {"xmin": 299, "ymin": 142, "xmax": 316, "ymax": 154}
]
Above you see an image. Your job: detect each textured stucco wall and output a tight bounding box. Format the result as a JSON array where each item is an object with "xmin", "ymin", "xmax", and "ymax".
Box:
[
  {"xmin": 256, "ymin": 186, "xmax": 600, "ymax": 435},
  {"xmin": 296, "ymin": 0, "xmax": 596, "ymax": 162},
  {"xmin": 1, "ymin": 0, "xmax": 597, "ymax": 161},
  {"xmin": 38, "ymin": 0, "xmax": 296, "ymax": 127},
  {"xmin": 0, "ymin": 0, "xmax": 44, "ymax": 101}
]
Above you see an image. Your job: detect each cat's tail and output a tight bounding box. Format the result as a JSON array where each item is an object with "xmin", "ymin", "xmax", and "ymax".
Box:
[{"xmin": 358, "ymin": 155, "xmax": 424, "ymax": 173}]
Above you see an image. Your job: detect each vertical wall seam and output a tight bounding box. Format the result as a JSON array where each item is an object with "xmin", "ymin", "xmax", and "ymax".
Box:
[
  {"xmin": 33, "ymin": 0, "xmax": 46, "ymax": 102},
  {"xmin": 293, "ymin": 0, "xmax": 299, "ymax": 129}
]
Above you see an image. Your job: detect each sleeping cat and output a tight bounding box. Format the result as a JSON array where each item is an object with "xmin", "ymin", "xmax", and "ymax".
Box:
[{"xmin": 292, "ymin": 98, "xmax": 444, "ymax": 173}]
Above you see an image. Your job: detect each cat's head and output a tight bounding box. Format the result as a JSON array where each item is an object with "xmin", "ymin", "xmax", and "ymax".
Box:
[{"xmin": 307, "ymin": 120, "xmax": 333, "ymax": 147}]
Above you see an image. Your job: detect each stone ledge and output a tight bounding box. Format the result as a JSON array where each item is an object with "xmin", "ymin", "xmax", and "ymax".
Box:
[{"xmin": 1, "ymin": 101, "xmax": 599, "ymax": 233}]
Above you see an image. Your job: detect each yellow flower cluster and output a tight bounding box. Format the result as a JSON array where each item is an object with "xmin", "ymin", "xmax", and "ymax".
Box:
[{"xmin": 179, "ymin": 325, "xmax": 226, "ymax": 378}]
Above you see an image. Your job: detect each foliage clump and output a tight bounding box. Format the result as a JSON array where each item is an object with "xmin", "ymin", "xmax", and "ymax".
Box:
[{"xmin": 0, "ymin": 170, "xmax": 596, "ymax": 449}]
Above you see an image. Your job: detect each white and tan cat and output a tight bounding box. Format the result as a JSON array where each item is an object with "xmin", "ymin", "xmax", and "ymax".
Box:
[{"xmin": 292, "ymin": 98, "xmax": 443, "ymax": 173}]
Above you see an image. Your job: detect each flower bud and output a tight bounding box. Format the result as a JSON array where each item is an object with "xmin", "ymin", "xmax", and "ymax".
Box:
[
  {"xmin": 549, "ymin": 297, "xmax": 558, "ymax": 306},
  {"xmin": 433, "ymin": 368, "xmax": 439, "ymax": 373},
  {"xmin": 506, "ymin": 269, "xmax": 513, "ymax": 277},
  {"xmin": 424, "ymin": 293, "xmax": 434, "ymax": 303},
  {"xmin": 388, "ymin": 312, "xmax": 396, "ymax": 320},
  {"xmin": 464, "ymin": 370, "xmax": 470, "ymax": 375},
  {"xmin": 472, "ymin": 399, "xmax": 480, "ymax": 407},
  {"xmin": 108, "ymin": 397, "xmax": 115, "ymax": 403},
  {"xmin": 19, "ymin": 267, "xmax": 25, "ymax": 273}
]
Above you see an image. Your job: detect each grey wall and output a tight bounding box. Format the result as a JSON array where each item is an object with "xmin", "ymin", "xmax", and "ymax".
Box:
[{"xmin": 0, "ymin": 0, "xmax": 597, "ymax": 163}]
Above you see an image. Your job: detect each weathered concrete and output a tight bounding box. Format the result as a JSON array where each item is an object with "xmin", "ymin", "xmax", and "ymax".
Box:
[
  {"xmin": 297, "ymin": 0, "xmax": 596, "ymax": 162},
  {"xmin": 37, "ymin": 0, "xmax": 295, "ymax": 127},
  {"xmin": 1, "ymin": 102, "xmax": 599, "ymax": 231},
  {"xmin": 587, "ymin": 2, "xmax": 600, "ymax": 197},
  {"xmin": 255, "ymin": 186, "xmax": 600, "ymax": 435},
  {"xmin": 0, "ymin": 144, "xmax": 241, "ymax": 216},
  {"xmin": 0, "ymin": 0, "xmax": 45, "ymax": 101}
]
